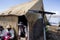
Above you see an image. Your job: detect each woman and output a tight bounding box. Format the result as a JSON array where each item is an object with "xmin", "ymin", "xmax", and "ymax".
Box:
[
  {"xmin": 18, "ymin": 22, "xmax": 27, "ymax": 40},
  {"xmin": 2, "ymin": 25, "xmax": 14, "ymax": 40}
]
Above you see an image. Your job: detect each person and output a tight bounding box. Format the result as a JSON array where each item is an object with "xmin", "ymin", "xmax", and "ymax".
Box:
[
  {"xmin": 18, "ymin": 22, "xmax": 27, "ymax": 40},
  {"xmin": 0, "ymin": 25, "xmax": 4, "ymax": 40},
  {"xmin": 2, "ymin": 25, "xmax": 14, "ymax": 40}
]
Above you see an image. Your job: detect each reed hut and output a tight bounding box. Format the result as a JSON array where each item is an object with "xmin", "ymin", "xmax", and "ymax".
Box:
[{"xmin": 0, "ymin": 0, "xmax": 47, "ymax": 40}]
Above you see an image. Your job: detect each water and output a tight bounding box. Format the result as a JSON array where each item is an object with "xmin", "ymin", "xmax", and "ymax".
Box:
[{"xmin": 47, "ymin": 16, "xmax": 60, "ymax": 26}]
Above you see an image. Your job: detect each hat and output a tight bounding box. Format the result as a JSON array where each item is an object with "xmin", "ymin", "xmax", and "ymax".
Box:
[
  {"xmin": 0, "ymin": 25, "xmax": 4, "ymax": 30},
  {"xmin": 6, "ymin": 25, "xmax": 11, "ymax": 28},
  {"xmin": 18, "ymin": 22, "xmax": 23, "ymax": 25},
  {"xmin": 0, "ymin": 26, "xmax": 3, "ymax": 28}
]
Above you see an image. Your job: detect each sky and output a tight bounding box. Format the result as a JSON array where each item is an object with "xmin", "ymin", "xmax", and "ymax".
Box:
[
  {"xmin": 43, "ymin": 0, "xmax": 60, "ymax": 15},
  {"xmin": 0, "ymin": 0, "xmax": 31, "ymax": 12},
  {"xmin": 43, "ymin": 0, "xmax": 60, "ymax": 26},
  {"xmin": 0, "ymin": 0, "xmax": 60, "ymax": 25}
]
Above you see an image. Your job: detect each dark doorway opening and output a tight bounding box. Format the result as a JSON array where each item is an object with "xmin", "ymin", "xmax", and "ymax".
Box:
[
  {"xmin": 18, "ymin": 15, "xmax": 27, "ymax": 26},
  {"xmin": 18, "ymin": 15, "xmax": 28, "ymax": 38}
]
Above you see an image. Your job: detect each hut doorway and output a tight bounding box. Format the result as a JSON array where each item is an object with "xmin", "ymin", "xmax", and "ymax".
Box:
[
  {"xmin": 18, "ymin": 15, "xmax": 27, "ymax": 26},
  {"xmin": 18, "ymin": 15, "xmax": 28, "ymax": 39}
]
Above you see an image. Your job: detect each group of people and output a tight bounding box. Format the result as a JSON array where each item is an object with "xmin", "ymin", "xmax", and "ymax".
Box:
[
  {"xmin": 0, "ymin": 25, "xmax": 14, "ymax": 40},
  {"xmin": 0, "ymin": 22, "xmax": 28, "ymax": 40}
]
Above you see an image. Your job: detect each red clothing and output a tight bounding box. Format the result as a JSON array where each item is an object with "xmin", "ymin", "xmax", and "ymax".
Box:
[{"xmin": 3, "ymin": 33, "xmax": 11, "ymax": 40}]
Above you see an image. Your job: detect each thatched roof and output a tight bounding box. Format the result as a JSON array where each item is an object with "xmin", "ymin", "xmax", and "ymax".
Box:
[{"xmin": 0, "ymin": 0, "xmax": 43, "ymax": 16}]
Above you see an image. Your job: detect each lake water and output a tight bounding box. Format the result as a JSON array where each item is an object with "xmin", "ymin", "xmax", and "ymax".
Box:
[{"xmin": 47, "ymin": 16, "xmax": 60, "ymax": 26}]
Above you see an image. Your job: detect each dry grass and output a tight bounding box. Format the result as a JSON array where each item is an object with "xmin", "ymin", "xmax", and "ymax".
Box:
[
  {"xmin": 47, "ymin": 25, "xmax": 59, "ymax": 32},
  {"xmin": 46, "ymin": 26, "xmax": 60, "ymax": 40}
]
